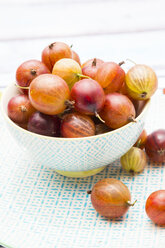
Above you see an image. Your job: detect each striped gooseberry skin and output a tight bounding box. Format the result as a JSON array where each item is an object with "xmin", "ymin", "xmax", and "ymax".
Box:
[
  {"xmin": 104, "ymin": 65, "xmax": 125, "ymax": 94},
  {"xmin": 29, "ymin": 74, "xmax": 70, "ymax": 115},
  {"xmin": 61, "ymin": 112, "xmax": 95, "ymax": 138},
  {"xmin": 145, "ymin": 190, "xmax": 165, "ymax": 226},
  {"xmin": 41, "ymin": 42, "xmax": 72, "ymax": 72},
  {"xmin": 95, "ymin": 62, "xmax": 125, "ymax": 93},
  {"xmin": 81, "ymin": 58, "xmax": 104, "ymax": 79},
  {"xmin": 100, "ymin": 93, "xmax": 136, "ymax": 129},
  {"xmin": 52, "ymin": 58, "xmax": 82, "ymax": 90},
  {"xmin": 16, "ymin": 60, "xmax": 50, "ymax": 94},
  {"xmin": 120, "ymin": 147, "xmax": 147, "ymax": 173},
  {"xmin": 81, "ymin": 58, "xmax": 104, "ymax": 69},
  {"xmin": 145, "ymin": 129, "xmax": 165, "ymax": 163},
  {"xmin": 8, "ymin": 94, "xmax": 36, "ymax": 124},
  {"xmin": 90, "ymin": 178, "xmax": 132, "ymax": 218},
  {"xmin": 125, "ymin": 64, "xmax": 158, "ymax": 100}
]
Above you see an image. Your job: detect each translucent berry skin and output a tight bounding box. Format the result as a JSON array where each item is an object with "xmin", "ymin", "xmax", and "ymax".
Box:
[
  {"xmin": 125, "ymin": 64, "xmax": 158, "ymax": 100},
  {"xmin": 16, "ymin": 59, "xmax": 50, "ymax": 94},
  {"xmin": 81, "ymin": 58, "xmax": 104, "ymax": 79},
  {"xmin": 61, "ymin": 112, "xmax": 95, "ymax": 138},
  {"xmin": 8, "ymin": 94, "xmax": 36, "ymax": 124},
  {"xmin": 145, "ymin": 129, "xmax": 165, "ymax": 163},
  {"xmin": 120, "ymin": 147, "xmax": 147, "ymax": 173},
  {"xmin": 52, "ymin": 58, "xmax": 82, "ymax": 90},
  {"xmin": 100, "ymin": 93, "xmax": 136, "ymax": 129},
  {"xmin": 70, "ymin": 79, "xmax": 105, "ymax": 115},
  {"xmin": 90, "ymin": 178, "xmax": 132, "ymax": 218},
  {"xmin": 29, "ymin": 74, "xmax": 70, "ymax": 115},
  {"xmin": 41, "ymin": 42, "xmax": 72, "ymax": 72},
  {"xmin": 81, "ymin": 58, "xmax": 104, "ymax": 69},
  {"xmin": 95, "ymin": 62, "xmax": 125, "ymax": 93},
  {"xmin": 145, "ymin": 190, "xmax": 165, "ymax": 226}
]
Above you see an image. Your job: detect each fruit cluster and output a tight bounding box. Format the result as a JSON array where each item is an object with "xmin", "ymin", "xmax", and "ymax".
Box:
[
  {"xmin": 7, "ymin": 41, "xmax": 165, "ymax": 225},
  {"xmin": 7, "ymin": 41, "xmax": 158, "ymax": 138}
]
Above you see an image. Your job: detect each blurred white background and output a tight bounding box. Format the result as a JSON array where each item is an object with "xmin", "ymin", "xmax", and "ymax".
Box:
[{"xmin": 0, "ymin": 0, "xmax": 165, "ymax": 87}]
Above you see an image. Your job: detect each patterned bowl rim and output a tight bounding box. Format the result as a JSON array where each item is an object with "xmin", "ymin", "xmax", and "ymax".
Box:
[{"xmin": 1, "ymin": 83, "xmax": 151, "ymax": 141}]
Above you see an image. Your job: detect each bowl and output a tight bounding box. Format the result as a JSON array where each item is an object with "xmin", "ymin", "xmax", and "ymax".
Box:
[{"xmin": 1, "ymin": 83, "xmax": 150, "ymax": 177}]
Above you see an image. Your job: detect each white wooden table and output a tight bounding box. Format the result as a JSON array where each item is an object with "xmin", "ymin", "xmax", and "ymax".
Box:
[
  {"xmin": 0, "ymin": 1, "xmax": 165, "ymax": 247},
  {"xmin": 0, "ymin": 0, "xmax": 165, "ymax": 87}
]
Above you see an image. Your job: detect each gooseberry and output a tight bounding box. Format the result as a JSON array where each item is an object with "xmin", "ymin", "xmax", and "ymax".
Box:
[
  {"xmin": 16, "ymin": 60, "xmax": 50, "ymax": 94},
  {"xmin": 81, "ymin": 58, "xmax": 104, "ymax": 69},
  {"xmin": 27, "ymin": 112, "xmax": 61, "ymax": 137},
  {"xmin": 8, "ymin": 94, "xmax": 36, "ymax": 124},
  {"xmin": 41, "ymin": 41, "xmax": 72, "ymax": 71},
  {"xmin": 88, "ymin": 178, "xmax": 136, "ymax": 218},
  {"xmin": 125, "ymin": 64, "xmax": 158, "ymax": 100},
  {"xmin": 52, "ymin": 58, "xmax": 82, "ymax": 89},
  {"xmin": 120, "ymin": 147, "xmax": 147, "ymax": 173},
  {"xmin": 29, "ymin": 74, "xmax": 70, "ymax": 115},
  {"xmin": 95, "ymin": 62, "xmax": 125, "ymax": 93},
  {"xmin": 145, "ymin": 190, "xmax": 165, "ymax": 225},
  {"xmin": 70, "ymin": 78, "xmax": 105, "ymax": 115},
  {"xmin": 145, "ymin": 129, "xmax": 165, "ymax": 163},
  {"xmin": 82, "ymin": 58, "xmax": 104, "ymax": 79},
  {"xmin": 61, "ymin": 112, "xmax": 95, "ymax": 138},
  {"xmin": 100, "ymin": 93, "xmax": 136, "ymax": 129}
]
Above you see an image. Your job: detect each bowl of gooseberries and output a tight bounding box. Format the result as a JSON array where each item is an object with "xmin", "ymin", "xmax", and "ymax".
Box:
[{"xmin": 1, "ymin": 41, "xmax": 157, "ymax": 177}]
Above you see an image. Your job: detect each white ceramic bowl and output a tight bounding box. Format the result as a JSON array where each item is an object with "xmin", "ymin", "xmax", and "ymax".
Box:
[{"xmin": 1, "ymin": 83, "xmax": 150, "ymax": 177}]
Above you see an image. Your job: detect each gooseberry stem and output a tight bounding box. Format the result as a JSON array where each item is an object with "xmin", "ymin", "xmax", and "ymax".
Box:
[
  {"xmin": 92, "ymin": 58, "xmax": 97, "ymax": 67},
  {"xmin": 15, "ymin": 83, "xmax": 29, "ymax": 90},
  {"xmin": 20, "ymin": 106, "xmax": 27, "ymax": 112},
  {"xmin": 126, "ymin": 58, "xmax": 137, "ymax": 65},
  {"xmin": 128, "ymin": 116, "xmax": 137, "ymax": 123},
  {"xmin": 49, "ymin": 42, "xmax": 55, "ymax": 49},
  {"xmin": 157, "ymin": 149, "xmax": 165, "ymax": 155},
  {"xmin": 95, "ymin": 111, "xmax": 105, "ymax": 123},
  {"xmin": 77, "ymin": 73, "xmax": 91, "ymax": 80},
  {"xmin": 126, "ymin": 199, "xmax": 137, "ymax": 207},
  {"xmin": 118, "ymin": 61, "xmax": 125, "ymax": 66},
  {"xmin": 129, "ymin": 169, "xmax": 135, "ymax": 175},
  {"xmin": 136, "ymin": 139, "xmax": 142, "ymax": 148},
  {"xmin": 64, "ymin": 100, "xmax": 75, "ymax": 109},
  {"xmin": 30, "ymin": 69, "xmax": 37, "ymax": 75},
  {"xmin": 140, "ymin": 92, "xmax": 147, "ymax": 98}
]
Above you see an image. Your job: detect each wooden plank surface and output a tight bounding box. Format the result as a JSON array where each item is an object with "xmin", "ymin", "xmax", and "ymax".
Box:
[{"xmin": 0, "ymin": 0, "xmax": 165, "ymax": 40}]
